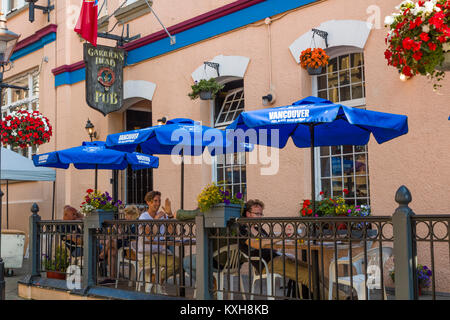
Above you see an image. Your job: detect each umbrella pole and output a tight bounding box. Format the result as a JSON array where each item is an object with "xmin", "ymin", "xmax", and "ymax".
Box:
[
  {"xmin": 95, "ymin": 165, "xmax": 98, "ymax": 191},
  {"xmin": 181, "ymin": 151, "xmax": 184, "ymax": 210},
  {"xmin": 52, "ymin": 180, "xmax": 55, "ymax": 220},
  {"xmin": 6, "ymin": 180, "xmax": 8, "ymax": 229},
  {"xmin": 310, "ymin": 126, "xmax": 316, "ymax": 214}
]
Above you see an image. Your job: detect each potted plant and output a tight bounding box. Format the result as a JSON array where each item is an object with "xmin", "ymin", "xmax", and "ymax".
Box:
[
  {"xmin": 42, "ymin": 246, "xmax": 70, "ymax": 280},
  {"xmin": 0, "ymin": 109, "xmax": 52, "ymax": 149},
  {"xmin": 81, "ymin": 189, "xmax": 122, "ymax": 228},
  {"xmin": 390, "ymin": 264, "xmax": 432, "ymax": 296},
  {"xmin": 300, "ymin": 48, "xmax": 330, "ymax": 75},
  {"xmin": 188, "ymin": 78, "xmax": 224, "ymax": 100},
  {"xmin": 197, "ymin": 182, "xmax": 244, "ymax": 228},
  {"xmin": 384, "ymin": 0, "xmax": 449, "ymax": 89},
  {"xmin": 300, "ymin": 189, "xmax": 374, "ymax": 237}
]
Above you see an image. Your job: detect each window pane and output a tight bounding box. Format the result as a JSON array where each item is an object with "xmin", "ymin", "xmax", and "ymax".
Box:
[
  {"xmin": 328, "ymin": 88, "xmax": 339, "ymax": 103},
  {"xmin": 317, "ymin": 75, "xmax": 327, "ymax": 90},
  {"xmin": 343, "ymin": 154, "xmax": 354, "ymax": 175},
  {"xmin": 321, "ymin": 179, "xmax": 331, "ymax": 198},
  {"xmin": 328, "ymin": 72, "xmax": 338, "ymax": 88},
  {"xmin": 351, "ymin": 53, "xmax": 364, "ymax": 68},
  {"xmin": 320, "ymin": 146, "xmax": 330, "ymax": 156},
  {"xmin": 331, "ymin": 157, "xmax": 342, "ymax": 176},
  {"xmin": 332, "ymin": 178, "xmax": 343, "ymax": 195},
  {"xmin": 339, "ymin": 70, "xmax": 350, "ymax": 86},
  {"xmin": 355, "ymin": 154, "xmax": 367, "ymax": 175},
  {"xmin": 342, "ymin": 145, "xmax": 353, "ymax": 154},
  {"xmin": 343, "ymin": 176, "xmax": 355, "ymax": 197},
  {"xmin": 327, "ymin": 58, "xmax": 338, "ymax": 73},
  {"xmin": 318, "ymin": 90, "xmax": 328, "ymax": 100},
  {"xmin": 355, "ymin": 145, "xmax": 366, "ymax": 153},
  {"xmin": 352, "ymin": 84, "xmax": 363, "ymax": 100},
  {"xmin": 339, "ymin": 55, "xmax": 350, "ymax": 70},
  {"xmin": 331, "ymin": 145, "xmax": 342, "ymax": 155},
  {"xmin": 320, "ymin": 158, "xmax": 330, "ymax": 177},
  {"xmin": 351, "ymin": 67, "xmax": 363, "ymax": 83},
  {"xmin": 217, "ymin": 167, "xmax": 224, "ymax": 182},
  {"xmin": 340, "ymin": 86, "xmax": 351, "ymax": 102},
  {"xmin": 356, "ymin": 177, "xmax": 368, "ymax": 197}
]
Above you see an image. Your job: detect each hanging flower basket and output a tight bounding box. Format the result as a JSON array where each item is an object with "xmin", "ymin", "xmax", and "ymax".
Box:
[
  {"xmin": 188, "ymin": 78, "xmax": 224, "ymax": 100},
  {"xmin": 300, "ymin": 48, "xmax": 329, "ymax": 75},
  {"xmin": 1, "ymin": 109, "xmax": 52, "ymax": 149},
  {"xmin": 384, "ymin": 0, "xmax": 450, "ymax": 89}
]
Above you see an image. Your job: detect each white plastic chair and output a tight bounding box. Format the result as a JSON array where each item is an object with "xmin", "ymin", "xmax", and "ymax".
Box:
[
  {"xmin": 241, "ymin": 252, "xmax": 283, "ymax": 300},
  {"xmin": 328, "ymin": 246, "xmax": 393, "ymax": 300},
  {"xmin": 115, "ymin": 247, "xmax": 138, "ymax": 288},
  {"xmin": 213, "ymin": 244, "xmax": 246, "ymax": 300}
]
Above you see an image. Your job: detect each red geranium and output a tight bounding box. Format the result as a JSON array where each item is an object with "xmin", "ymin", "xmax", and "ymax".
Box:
[
  {"xmin": 384, "ymin": 0, "xmax": 449, "ymax": 89},
  {"xmin": 1, "ymin": 109, "xmax": 52, "ymax": 149}
]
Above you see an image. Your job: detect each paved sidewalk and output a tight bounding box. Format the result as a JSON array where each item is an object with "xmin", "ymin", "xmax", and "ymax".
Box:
[{"xmin": 4, "ymin": 258, "xmax": 30, "ymax": 300}]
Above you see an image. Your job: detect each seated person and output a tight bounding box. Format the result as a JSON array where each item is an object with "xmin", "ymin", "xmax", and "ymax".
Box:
[
  {"xmin": 61, "ymin": 205, "xmax": 84, "ymax": 258},
  {"xmin": 239, "ymin": 199, "xmax": 311, "ymax": 293},
  {"xmin": 133, "ymin": 191, "xmax": 180, "ymax": 287},
  {"xmin": 98, "ymin": 205, "xmax": 140, "ymax": 285}
]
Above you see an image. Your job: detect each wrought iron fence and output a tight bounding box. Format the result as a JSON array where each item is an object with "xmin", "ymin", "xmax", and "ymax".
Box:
[
  {"xmin": 94, "ymin": 219, "xmax": 196, "ymax": 297},
  {"xmin": 37, "ymin": 220, "xmax": 84, "ymax": 280},
  {"xmin": 411, "ymin": 215, "xmax": 450, "ymax": 300},
  {"xmin": 208, "ymin": 217, "xmax": 394, "ymax": 300}
]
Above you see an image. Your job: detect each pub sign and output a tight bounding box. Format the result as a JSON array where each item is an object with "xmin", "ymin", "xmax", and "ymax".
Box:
[{"xmin": 84, "ymin": 43, "xmax": 127, "ymax": 116}]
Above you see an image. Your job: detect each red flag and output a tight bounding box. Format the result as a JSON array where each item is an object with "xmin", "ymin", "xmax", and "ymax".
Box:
[{"xmin": 74, "ymin": 0, "xmax": 98, "ymax": 47}]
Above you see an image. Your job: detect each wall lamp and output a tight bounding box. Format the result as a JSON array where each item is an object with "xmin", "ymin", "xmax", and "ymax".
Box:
[
  {"xmin": 157, "ymin": 117, "xmax": 167, "ymax": 125},
  {"xmin": 25, "ymin": 0, "xmax": 54, "ymax": 23},
  {"xmin": 85, "ymin": 119, "xmax": 97, "ymax": 141}
]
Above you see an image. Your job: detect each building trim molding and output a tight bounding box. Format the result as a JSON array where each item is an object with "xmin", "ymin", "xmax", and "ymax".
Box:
[
  {"xmin": 11, "ymin": 24, "xmax": 57, "ymax": 62},
  {"xmin": 52, "ymin": 0, "xmax": 320, "ymax": 87}
]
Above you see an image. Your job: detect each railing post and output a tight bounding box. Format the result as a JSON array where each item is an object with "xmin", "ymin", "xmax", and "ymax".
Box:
[
  {"xmin": 392, "ymin": 185, "xmax": 416, "ymax": 300},
  {"xmin": 195, "ymin": 213, "xmax": 213, "ymax": 300},
  {"xmin": 29, "ymin": 203, "xmax": 41, "ymax": 278},
  {"xmin": 82, "ymin": 211, "xmax": 115, "ymax": 293}
]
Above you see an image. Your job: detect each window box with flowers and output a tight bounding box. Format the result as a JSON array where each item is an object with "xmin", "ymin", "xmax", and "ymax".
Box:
[
  {"xmin": 197, "ymin": 182, "xmax": 244, "ymax": 228},
  {"xmin": 300, "ymin": 48, "xmax": 330, "ymax": 75},
  {"xmin": 390, "ymin": 264, "xmax": 432, "ymax": 296},
  {"xmin": 81, "ymin": 189, "xmax": 122, "ymax": 228},
  {"xmin": 384, "ymin": 0, "xmax": 449, "ymax": 89},
  {"xmin": 1, "ymin": 109, "xmax": 52, "ymax": 150},
  {"xmin": 300, "ymin": 189, "xmax": 375, "ymax": 237}
]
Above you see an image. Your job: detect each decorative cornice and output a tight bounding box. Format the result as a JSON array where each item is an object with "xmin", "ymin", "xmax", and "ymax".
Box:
[
  {"xmin": 52, "ymin": 61, "xmax": 85, "ymax": 76},
  {"xmin": 15, "ymin": 24, "xmax": 57, "ymax": 52},
  {"xmin": 123, "ymin": 0, "xmax": 266, "ymax": 51}
]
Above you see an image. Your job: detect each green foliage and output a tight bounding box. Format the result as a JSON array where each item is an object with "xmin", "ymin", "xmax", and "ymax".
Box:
[
  {"xmin": 188, "ymin": 78, "xmax": 224, "ymax": 100},
  {"xmin": 197, "ymin": 181, "xmax": 244, "ymax": 213},
  {"xmin": 42, "ymin": 246, "xmax": 70, "ymax": 272}
]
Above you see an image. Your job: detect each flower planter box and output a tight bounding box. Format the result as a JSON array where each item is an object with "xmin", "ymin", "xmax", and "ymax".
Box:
[
  {"xmin": 199, "ymin": 91, "xmax": 213, "ymax": 100},
  {"xmin": 436, "ymin": 51, "xmax": 450, "ymax": 72},
  {"xmin": 204, "ymin": 203, "xmax": 242, "ymax": 228},
  {"xmin": 46, "ymin": 271, "xmax": 66, "ymax": 280},
  {"xmin": 307, "ymin": 66, "xmax": 323, "ymax": 75},
  {"xmin": 84, "ymin": 209, "xmax": 116, "ymax": 229}
]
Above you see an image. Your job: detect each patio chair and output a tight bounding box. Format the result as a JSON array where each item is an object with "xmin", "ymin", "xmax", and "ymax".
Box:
[
  {"xmin": 213, "ymin": 244, "xmax": 247, "ymax": 300},
  {"xmin": 328, "ymin": 246, "xmax": 393, "ymax": 300},
  {"xmin": 241, "ymin": 252, "xmax": 283, "ymax": 300},
  {"xmin": 115, "ymin": 246, "xmax": 138, "ymax": 288}
]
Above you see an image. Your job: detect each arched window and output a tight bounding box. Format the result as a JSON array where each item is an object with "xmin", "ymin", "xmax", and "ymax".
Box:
[
  {"xmin": 314, "ymin": 51, "xmax": 370, "ymax": 206},
  {"xmin": 213, "ymin": 79, "xmax": 247, "ymax": 199}
]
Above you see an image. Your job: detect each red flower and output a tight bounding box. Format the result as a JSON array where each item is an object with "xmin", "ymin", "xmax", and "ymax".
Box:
[
  {"xmin": 87, "ymin": 189, "xmax": 94, "ymax": 194},
  {"xmin": 343, "ymin": 189, "xmax": 349, "ymax": 194},
  {"xmin": 307, "ymin": 208, "xmax": 313, "ymax": 215},
  {"xmin": 412, "ymin": 41, "xmax": 422, "ymax": 52},
  {"xmin": 319, "ymin": 191, "xmax": 324, "ymax": 195},
  {"xmin": 402, "ymin": 37, "xmax": 414, "ymax": 50},
  {"xmin": 384, "ymin": 49, "xmax": 393, "ymax": 60},
  {"xmin": 419, "ymin": 33, "xmax": 430, "ymax": 42},
  {"xmin": 428, "ymin": 42, "xmax": 437, "ymax": 51},
  {"xmin": 304, "ymin": 199, "xmax": 311, "ymax": 206},
  {"xmin": 413, "ymin": 51, "xmax": 423, "ymax": 61},
  {"xmin": 402, "ymin": 65, "xmax": 413, "ymax": 77}
]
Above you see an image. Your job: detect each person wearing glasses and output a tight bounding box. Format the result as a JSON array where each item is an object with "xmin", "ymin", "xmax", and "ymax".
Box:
[{"xmin": 239, "ymin": 199, "xmax": 312, "ymax": 297}]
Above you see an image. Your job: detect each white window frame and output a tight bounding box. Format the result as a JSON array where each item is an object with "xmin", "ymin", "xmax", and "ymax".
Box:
[
  {"xmin": 1, "ymin": 69, "xmax": 40, "ymax": 159},
  {"xmin": 2, "ymin": 0, "xmax": 25, "ymax": 14},
  {"xmin": 312, "ymin": 50, "xmax": 370, "ymax": 205},
  {"xmin": 211, "ymin": 85, "xmax": 247, "ymax": 198}
]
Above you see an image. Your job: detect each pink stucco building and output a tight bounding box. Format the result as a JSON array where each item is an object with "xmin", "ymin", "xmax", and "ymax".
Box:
[{"xmin": 0, "ymin": 0, "xmax": 449, "ymax": 253}]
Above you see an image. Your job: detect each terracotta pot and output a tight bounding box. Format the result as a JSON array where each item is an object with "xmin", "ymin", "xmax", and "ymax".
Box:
[{"xmin": 47, "ymin": 271, "xmax": 66, "ymax": 280}]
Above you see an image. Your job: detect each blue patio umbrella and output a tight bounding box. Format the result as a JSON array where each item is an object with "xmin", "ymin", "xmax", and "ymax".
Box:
[
  {"xmin": 107, "ymin": 118, "xmax": 230, "ymax": 209},
  {"xmin": 226, "ymin": 96, "xmax": 409, "ymax": 210},
  {"xmin": 33, "ymin": 141, "xmax": 159, "ymax": 191}
]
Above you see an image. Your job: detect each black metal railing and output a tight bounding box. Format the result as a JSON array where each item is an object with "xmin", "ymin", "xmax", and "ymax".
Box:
[
  {"xmin": 93, "ymin": 219, "xmax": 196, "ymax": 297},
  {"xmin": 208, "ymin": 217, "xmax": 393, "ymax": 300},
  {"xmin": 411, "ymin": 215, "xmax": 450, "ymax": 300},
  {"xmin": 37, "ymin": 220, "xmax": 84, "ymax": 280}
]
